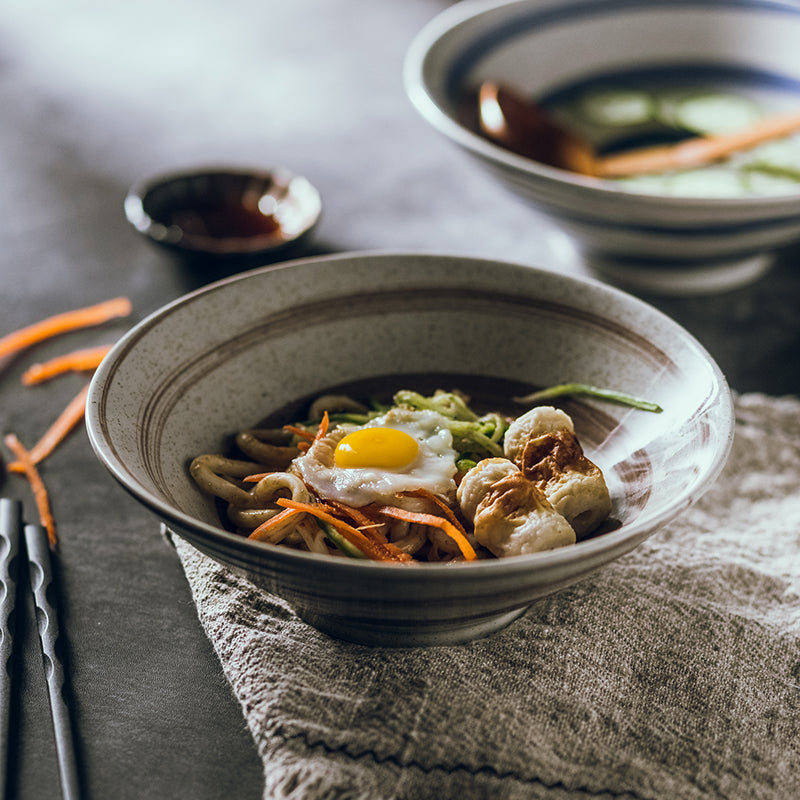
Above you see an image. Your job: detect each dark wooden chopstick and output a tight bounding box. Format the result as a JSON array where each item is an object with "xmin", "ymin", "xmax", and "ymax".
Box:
[
  {"xmin": 0, "ymin": 497, "xmax": 80, "ymax": 800},
  {"xmin": 23, "ymin": 523, "xmax": 81, "ymax": 800},
  {"xmin": 0, "ymin": 499, "xmax": 22, "ymax": 800}
]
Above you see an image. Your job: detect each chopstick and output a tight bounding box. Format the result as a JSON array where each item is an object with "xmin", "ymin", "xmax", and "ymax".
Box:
[
  {"xmin": 595, "ymin": 107, "xmax": 800, "ymax": 177},
  {"xmin": 1, "ymin": 499, "xmax": 22, "ymax": 800},
  {"xmin": 23, "ymin": 523, "xmax": 81, "ymax": 800},
  {"xmin": 0, "ymin": 498, "xmax": 81, "ymax": 800}
]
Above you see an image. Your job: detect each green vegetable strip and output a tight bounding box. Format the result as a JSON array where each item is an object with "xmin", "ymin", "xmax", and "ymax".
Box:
[
  {"xmin": 513, "ymin": 383, "xmax": 663, "ymax": 413},
  {"xmin": 393, "ymin": 390, "xmax": 479, "ymax": 421},
  {"xmin": 479, "ymin": 412, "xmax": 508, "ymax": 444},
  {"xmin": 319, "ymin": 519, "xmax": 366, "ymax": 559},
  {"xmin": 448, "ymin": 422, "xmax": 505, "ymax": 457}
]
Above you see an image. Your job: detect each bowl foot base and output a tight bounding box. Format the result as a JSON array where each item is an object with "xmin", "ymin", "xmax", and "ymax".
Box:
[
  {"xmin": 298, "ymin": 606, "xmax": 529, "ymax": 647},
  {"xmin": 586, "ymin": 253, "xmax": 774, "ymax": 296}
]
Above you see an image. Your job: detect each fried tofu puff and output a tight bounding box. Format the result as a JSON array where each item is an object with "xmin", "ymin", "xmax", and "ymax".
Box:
[
  {"xmin": 504, "ymin": 406, "xmax": 611, "ymax": 538},
  {"xmin": 456, "ymin": 458, "xmax": 575, "ymax": 558}
]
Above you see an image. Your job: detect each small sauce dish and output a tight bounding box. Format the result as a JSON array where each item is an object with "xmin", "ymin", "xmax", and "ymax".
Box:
[{"xmin": 124, "ymin": 166, "xmax": 322, "ymax": 261}]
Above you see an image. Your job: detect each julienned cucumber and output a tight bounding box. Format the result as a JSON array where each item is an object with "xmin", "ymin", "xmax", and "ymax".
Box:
[{"xmin": 320, "ymin": 520, "xmax": 366, "ymax": 559}]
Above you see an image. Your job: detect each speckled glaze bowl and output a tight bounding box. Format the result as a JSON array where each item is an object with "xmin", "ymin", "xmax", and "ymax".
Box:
[
  {"xmin": 404, "ymin": 0, "xmax": 800, "ymax": 293},
  {"xmin": 86, "ymin": 252, "xmax": 734, "ymax": 646}
]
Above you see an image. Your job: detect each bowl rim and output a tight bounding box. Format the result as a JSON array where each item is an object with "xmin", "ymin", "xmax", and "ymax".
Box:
[
  {"xmin": 403, "ymin": 0, "xmax": 800, "ymax": 209},
  {"xmin": 123, "ymin": 164, "xmax": 322, "ymax": 254},
  {"xmin": 86, "ymin": 250, "xmax": 736, "ymax": 579}
]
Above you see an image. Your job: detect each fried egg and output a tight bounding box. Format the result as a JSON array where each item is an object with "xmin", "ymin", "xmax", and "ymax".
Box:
[{"xmin": 293, "ymin": 408, "xmax": 458, "ymax": 507}]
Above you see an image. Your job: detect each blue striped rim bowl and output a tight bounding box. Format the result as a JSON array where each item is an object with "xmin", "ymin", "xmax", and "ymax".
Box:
[
  {"xmin": 86, "ymin": 252, "xmax": 734, "ymax": 646},
  {"xmin": 404, "ymin": 0, "xmax": 800, "ymax": 294}
]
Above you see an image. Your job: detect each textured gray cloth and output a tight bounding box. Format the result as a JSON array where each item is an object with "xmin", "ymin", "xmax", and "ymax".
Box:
[{"xmin": 173, "ymin": 393, "xmax": 800, "ymax": 800}]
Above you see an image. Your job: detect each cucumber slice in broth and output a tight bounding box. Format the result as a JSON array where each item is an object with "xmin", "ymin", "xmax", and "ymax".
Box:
[
  {"xmin": 670, "ymin": 92, "xmax": 762, "ymax": 135},
  {"xmin": 576, "ymin": 88, "xmax": 654, "ymax": 127},
  {"xmin": 611, "ymin": 173, "xmax": 673, "ymax": 194},
  {"xmin": 742, "ymin": 136, "xmax": 800, "ymax": 179},
  {"xmin": 745, "ymin": 169, "xmax": 800, "ymax": 194},
  {"xmin": 666, "ymin": 165, "xmax": 747, "ymax": 197}
]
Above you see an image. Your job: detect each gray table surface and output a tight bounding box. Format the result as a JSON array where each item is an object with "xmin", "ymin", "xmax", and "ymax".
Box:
[{"xmin": 2, "ymin": 1, "xmax": 799, "ymax": 798}]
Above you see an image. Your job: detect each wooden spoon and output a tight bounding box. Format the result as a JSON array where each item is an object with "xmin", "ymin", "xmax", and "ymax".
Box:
[
  {"xmin": 477, "ymin": 80, "xmax": 800, "ymax": 178},
  {"xmin": 478, "ymin": 81, "xmax": 597, "ymax": 175}
]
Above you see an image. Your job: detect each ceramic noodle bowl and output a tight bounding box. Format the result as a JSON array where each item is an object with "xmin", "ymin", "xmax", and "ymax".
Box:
[
  {"xmin": 404, "ymin": 0, "xmax": 800, "ymax": 294},
  {"xmin": 86, "ymin": 252, "xmax": 734, "ymax": 646}
]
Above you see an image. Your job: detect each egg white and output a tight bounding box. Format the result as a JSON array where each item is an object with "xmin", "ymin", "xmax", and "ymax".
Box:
[{"xmin": 293, "ymin": 408, "xmax": 458, "ymax": 507}]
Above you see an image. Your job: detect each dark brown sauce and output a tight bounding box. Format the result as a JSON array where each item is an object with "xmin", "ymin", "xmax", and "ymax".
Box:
[{"xmin": 168, "ymin": 204, "xmax": 281, "ymax": 240}]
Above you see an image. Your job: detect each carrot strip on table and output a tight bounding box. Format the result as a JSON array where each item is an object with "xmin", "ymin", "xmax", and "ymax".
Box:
[
  {"xmin": 6, "ymin": 382, "xmax": 91, "ymax": 472},
  {"xmin": 275, "ymin": 498, "xmax": 411, "ymax": 562},
  {"xmin": 4, "ymin": 433, "xmax": 57, "ymax": 548},
  {"xmin": 21, "ymin": 344, "xmax": 113, "ymax": 386},
  {"xmin": 0, "ymin": 297, "xmax": 131, "ymax": 363},
  {"xmin": 371, "ymin": 504, "xmax": 478, "ymax": 561}
]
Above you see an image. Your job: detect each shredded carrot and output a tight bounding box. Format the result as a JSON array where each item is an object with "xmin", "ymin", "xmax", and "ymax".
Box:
[
  {"xmin": 275, "ymin": 498, "xmax": 411, "ymax": 562},
  {"xmin": 0, "ymin": 297, "xmax": 131, "ymax": 363},
  {"xmin": 7, "ymin": 382, "xmax": 91, "ymax": 472},
  {"xmin": 325, "ymin": 499, "xmax": 384, "ymax": 532},
  {"xmin": 282, "ymin": 425, "xmax": 315, "ymax": 442},
  {"xmin": 371, "ymin": 504, "xmax": 478, "ymax": 561},
  {"xmin": 322, "ymin": 499, "xmax": 412, "ymax": 554},
  {"xmin": 243, "ymin": 472, "xmax": 269, "ymax": 483},
  {"xmin": 402, "ymin": 488, "xmax": 471, "ymax": 540},
  {"xmin": 248, "ymin": 507, "xmax": 304, "ymax": 541},
  {"xmin": 21, "ymin": 344, "xmax": 113, "ymax": 386},
  {"xmin": 281, "ymin": 412, "xmax": 329, "ymax": 445},
  {"xmin": 313, "ymin": 411, "xmax": 329, "ymax": 443},
  {"xmin": 4, "ymin": 433, "xmax": 57, "ymax": 548}
]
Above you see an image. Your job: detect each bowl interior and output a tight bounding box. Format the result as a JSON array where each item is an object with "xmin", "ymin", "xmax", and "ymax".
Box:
[
  {"xmin": 88, "ymin": 252, "xmax": 734, "ymax": 566},
  {"xmin": 124, "ymin": 168, "xmax": 322, "ymax": 255}
]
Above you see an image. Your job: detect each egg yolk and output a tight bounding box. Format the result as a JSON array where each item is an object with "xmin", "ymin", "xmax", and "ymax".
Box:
[{"xmin": 334, "ymin": 427, "xmax": 419, "ymax": 469}]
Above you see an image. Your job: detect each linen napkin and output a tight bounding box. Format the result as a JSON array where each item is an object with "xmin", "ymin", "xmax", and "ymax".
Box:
[{"xmin": 172, "ymin": 393, "xmax": 800, "ymax": 800}]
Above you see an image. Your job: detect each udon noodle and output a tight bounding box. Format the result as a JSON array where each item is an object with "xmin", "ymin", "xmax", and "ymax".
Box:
[{"xmin": 190, "ymin": 389, "xmax": 613, "ymax": 563}]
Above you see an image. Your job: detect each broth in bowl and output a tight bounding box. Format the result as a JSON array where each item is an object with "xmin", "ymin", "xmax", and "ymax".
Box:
[{"xmin": 541, "ymin": 67, "xmax": 800, "ymax": 196}]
